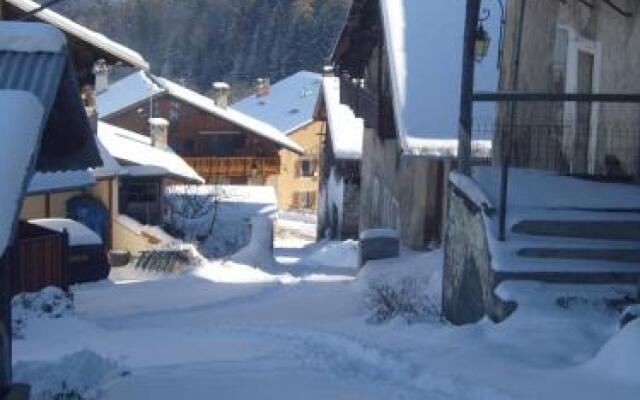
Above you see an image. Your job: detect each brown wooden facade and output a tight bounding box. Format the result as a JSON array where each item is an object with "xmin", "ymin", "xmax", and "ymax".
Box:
[{"xmin": 104, "ymin": 94, "xmax": 282, "ymax": 184}]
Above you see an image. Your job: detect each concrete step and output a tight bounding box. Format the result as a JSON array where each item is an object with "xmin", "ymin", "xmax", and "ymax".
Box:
[
  {"xmin": 512, "ymin": 219, "xmax": 640, "ymax": 241},
  {"xmin": 517, "ymin": 247, "xmax": 640, "ymax": 263}
]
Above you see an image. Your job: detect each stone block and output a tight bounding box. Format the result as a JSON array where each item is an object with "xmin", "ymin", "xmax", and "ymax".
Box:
[{"xmin": 358, "ymin": 229, "xmax": 400, "ymax": 267}]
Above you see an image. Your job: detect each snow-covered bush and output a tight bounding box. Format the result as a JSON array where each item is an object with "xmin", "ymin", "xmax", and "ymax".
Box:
[
  {"xmin": 13, "ymin": 350, "xmax": 125, "ymax": 400},
  {"xmin": 12, "ymin": 286, "xmax": 73, "ymax": 339},
  {"xmin": 366, "ymin": 277, "xmax": 441, "ymax": 324}
]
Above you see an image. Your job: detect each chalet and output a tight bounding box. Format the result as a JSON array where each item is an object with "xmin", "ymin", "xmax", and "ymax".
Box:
[
  {"xmin": 331, "ymin": 0, "xmax": 498, "ymax": 249},
  {"xmin": 316, "ymin": 74, "xmax": 364, "ymax": 240},
  {"xmin": 443, "ymin": 0, "xmax": 640, "ymax": 324},
  {"xmin": 0, "ymin": 22, "xmax": 102, "ymax": 397},
  {"xmin": 96, "ymin": 71, "xmax": 303, "ymax": 185},
  {"xmin": 232, "ymin": 71, "xmax": 324, "ymax": 210}
]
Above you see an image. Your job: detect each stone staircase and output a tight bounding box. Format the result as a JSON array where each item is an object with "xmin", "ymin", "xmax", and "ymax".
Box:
[
  {"xmin": 488, "ymin": 210, "xmax": 640, "ymax": 286},
  {"xmin": 445, "ymin": 168, "xmax": 640, "ymax": 324}
]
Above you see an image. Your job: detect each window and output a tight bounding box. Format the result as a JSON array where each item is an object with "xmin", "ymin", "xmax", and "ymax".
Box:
[
  {"xmin": 198, "ymin": 132, "xmax": 245, "ymax": 156},
  {"xmin": 298, "ymin": 158, "xmax": 318, "ymax": 177}
]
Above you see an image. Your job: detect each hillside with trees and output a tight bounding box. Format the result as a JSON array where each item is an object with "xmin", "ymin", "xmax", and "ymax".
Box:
[{"xmin": 54, "ymin": 0, "xmax": 349, "ymax": 95}]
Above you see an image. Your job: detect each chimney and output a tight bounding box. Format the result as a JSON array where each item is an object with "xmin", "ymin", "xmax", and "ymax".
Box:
[
  {"xmin": 148, "ymin": 118, "xmax": 169, "ymax": 150},
  {"xmin": 256, "ymin": 77, "xmax": 271, "ymax": 97},
  {"xmin": 92, "ymin": 59, "xmax": 110, "ymax": 95},
  {"xmin": 322, "ymin": 65, "xmax": 334, "ymax": 77},
  {"xmin": 213, "ymin": 82, "xmax": 231, "ymax": 109}
]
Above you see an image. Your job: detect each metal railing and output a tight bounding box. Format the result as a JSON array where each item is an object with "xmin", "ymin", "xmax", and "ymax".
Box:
[{"xmin": 473, "ymin": 117, "xmax": 640, "ymax": 240}]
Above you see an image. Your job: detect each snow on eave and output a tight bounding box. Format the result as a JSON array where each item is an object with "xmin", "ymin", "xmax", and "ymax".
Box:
[
  {"xmin": 0, "ymin": 21, "xmax": 66, "ymax": 53},
  {"xmin": 0, "ymin": 90, "xmax": 45, "ymax": 255},
  {"xmin": 27, "ymin": 170, "xmax": 95, "ymax": 196},
  {"xmin": 97, "ymin": 121, "xmax": 204, "ymax": 184},
  {"xmin": 378, "ymin": 0, "xmax": 499, "ymax": 155},
  {"xmin": 6, "ymin": 0, "xmax": 149, "ymax": 70},
  {"xmin": 321, "ymin": 77, "xmax": 363, "ymax": 160},
  {"xmin": 402, "ymin": 138, "xmax": 492, "ymax": 158}
]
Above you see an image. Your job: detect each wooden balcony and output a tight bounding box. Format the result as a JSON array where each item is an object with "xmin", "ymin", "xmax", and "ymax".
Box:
[
  {"xmin": 185, "ymin": 157, "xmax": 281, "ymax": 182},
  {"xmin": 340, "ymin": 78, "xmax": 379, "ymax": 130}
]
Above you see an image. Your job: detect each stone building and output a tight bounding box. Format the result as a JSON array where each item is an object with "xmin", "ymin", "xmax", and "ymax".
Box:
[
  {"xmin": 96, "ymin": 71, "xmax": 302, "ymax": 185},
  {"xmin": 331, "ymin": 0, "xmax": 498, "ymax": 249},
  {"xmin": 497, "ymin": 0, "xmax": 640, "ymax": 177},
  {"xmin": 316, "ymin": 75, "xmax": 363, "ymax": 240},
  {"xmin": 443, "ymin": 0, "xmax": 640, "ymax": 325},
  {"xmin": 233, "ymin": 71, "xmax": 324, "ymax": 211}
]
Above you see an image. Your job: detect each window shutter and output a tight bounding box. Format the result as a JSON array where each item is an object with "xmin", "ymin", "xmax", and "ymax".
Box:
[
  {"xmin": 310, "ymin": 192, "xmax": 317, "ymax": 208},
  {"xmin": 294, "ymin": 160, "xmax": 301, "ymax": 178},
  {"xmin": 293, "ymin": 192, "xmax": 300, "ymax": 208}
]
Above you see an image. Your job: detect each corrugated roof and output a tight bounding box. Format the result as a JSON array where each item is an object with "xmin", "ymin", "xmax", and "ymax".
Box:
[
  {"xmin": 5, "ymin": 0, "xmax": 149, "ymax": 70},
  {"xmin": 0, "ymin": 22, "xmax": 102, "ymax": 172},
  {"xmin": 0, "ymin": 23, "xmax": 66, "ymax": 112}
]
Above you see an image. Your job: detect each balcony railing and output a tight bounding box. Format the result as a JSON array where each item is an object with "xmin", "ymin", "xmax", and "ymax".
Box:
[{"xmin": 185, "ymin": 157, "xmax": 281, "ymax": 182}]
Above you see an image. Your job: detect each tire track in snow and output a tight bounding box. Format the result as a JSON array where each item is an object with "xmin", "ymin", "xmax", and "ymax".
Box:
[{"xmin": 230, "ymin": 326, "xmax": 524, "ymax": 400}]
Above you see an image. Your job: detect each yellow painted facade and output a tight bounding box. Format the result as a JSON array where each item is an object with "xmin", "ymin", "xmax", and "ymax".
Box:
[
  {"xmin": 268, "ymin": 121, "xmax": 324, "ymax": 210},
  {"xmin": 20, "ymin": 180, "xmax": 116, "ymax": 221},
  {"xmin": 19, "ymin": 178, "xmax": 180, "ymax": 255}
]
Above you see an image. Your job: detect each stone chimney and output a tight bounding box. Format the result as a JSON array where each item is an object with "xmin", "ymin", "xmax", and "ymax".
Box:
[
  {"xmin": 256, "ymin": 77, "xmax": 271, "ymax": 97},
  {"xmin": 92, "ymin": 59, "xmax": 110, "ymax": 95},
  {"xmin": 213, "ymin": 82, "xmax": 231, "ymax": 109},
  {"xmin": 149, "ymin": 118, "xmax": 169, "ymax": 150}
]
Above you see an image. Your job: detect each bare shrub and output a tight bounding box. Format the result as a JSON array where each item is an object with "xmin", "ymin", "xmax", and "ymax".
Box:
[{"xmin": 366, "ymin": 277, "xmax": 441, "ymax": 324}]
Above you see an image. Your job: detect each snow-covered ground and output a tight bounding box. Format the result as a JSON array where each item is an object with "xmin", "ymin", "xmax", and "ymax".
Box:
[{"xmin": 12, "ymin": 220, "xmax": 640, "ymax": 399}]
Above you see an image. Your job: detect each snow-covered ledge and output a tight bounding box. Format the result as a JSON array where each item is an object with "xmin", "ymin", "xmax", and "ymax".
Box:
[{"xmin": 448, "ymin": 171, "xmax": 495, "ymax": 213}]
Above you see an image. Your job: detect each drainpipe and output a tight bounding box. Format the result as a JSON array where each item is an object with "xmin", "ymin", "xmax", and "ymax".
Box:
[
  {"xmin": 458, "ymin": 0, "xmax": 482, "ymax": 175},
  {"xmin": 498, "ymin": 0, "xmax": 527, "ymax": 242}
]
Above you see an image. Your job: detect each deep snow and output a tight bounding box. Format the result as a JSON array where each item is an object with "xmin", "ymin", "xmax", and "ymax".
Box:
[{"xmin": 12, "ymin": 220, "xmax": 640, "ymax": 399}]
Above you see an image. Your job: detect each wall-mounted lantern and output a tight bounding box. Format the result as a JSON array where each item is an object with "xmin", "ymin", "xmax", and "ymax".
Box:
[{"xmin": 475, "ymin": 8, "xmax": 491, "ymax": 61}]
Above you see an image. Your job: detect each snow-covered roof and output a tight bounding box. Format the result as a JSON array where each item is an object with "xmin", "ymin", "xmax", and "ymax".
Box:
[
  {"xmin": 0, "ymin": 90, "xmax": 45, "ymax": 255},
  {"xmin": 322, "ymin": 77, "xmax": 363, "ymax": 160},
  {"xmin": 232, "ymin": 71, "xmax": 322, "ymax": 135},
  {"xmin": 90, "ymin": 139, "xmax": 123, "ymax": 179},
  {"xmin": 29, "ymin": 218, "xmax": 103, "ymax": 246},
  {"xmin": 27, "ymin": 170, "xmax": 95, "ymax": 195},
  {"xmin": 96, "ymin": 70, "xmax": 162, "ymax": 118},
  {"xmin": 97, "ymin": 121, "xmax": 204, "ymax": 184},
  {"xmin": 379, "ymin": 0, "xmax": 500, "ymax": 154},
  {"xmin": 0, "ymin": 21, "xmax": 66, "ymax": 53},
  {"xmin": 5, "ymin": 0, "xmax": 149, "ymax": 70},
  {"xmin": 26, "ymin": 138, "xmax": 122, "ymax": 195},
  {"xmin": 96, "ymin": 72, "xmax": 303, "ymax": 154}
]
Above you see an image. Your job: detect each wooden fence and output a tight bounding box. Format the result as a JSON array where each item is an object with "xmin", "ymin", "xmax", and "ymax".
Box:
[{"xmin": 10, "ymin": 222, "xmax": 68, "ymax": 296}]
